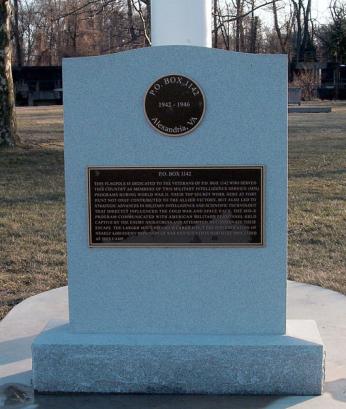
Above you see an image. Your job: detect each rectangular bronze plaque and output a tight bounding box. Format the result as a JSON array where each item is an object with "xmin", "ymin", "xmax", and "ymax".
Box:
[{"xmin": 88, "ymin": 166, "xmax": 264, "ymax": 247}]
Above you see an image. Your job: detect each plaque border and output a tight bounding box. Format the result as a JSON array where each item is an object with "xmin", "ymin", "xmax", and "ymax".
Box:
[
  {"xmin": 143, "ymin": 74, "xmax": 206, "ymax": 137},
  {"xmin": 87, "ymin": 166, "xmax": 265, "ymax": 248}
]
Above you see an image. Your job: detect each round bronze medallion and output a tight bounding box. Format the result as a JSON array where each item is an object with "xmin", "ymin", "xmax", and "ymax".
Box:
[{"xmin": 144, "ymin": 74, "xmax": 205, "ymax": 137}]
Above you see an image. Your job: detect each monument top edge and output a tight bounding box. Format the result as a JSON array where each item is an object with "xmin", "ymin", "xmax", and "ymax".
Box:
[{"xmin": 62, "ymin": 46, "xmax": 287, "ymax": 66}]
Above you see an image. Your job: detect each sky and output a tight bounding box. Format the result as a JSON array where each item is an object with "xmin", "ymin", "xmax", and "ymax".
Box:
[{"xmin": 311, "ymin": 0, "xmax": 333, "ymax": 23}]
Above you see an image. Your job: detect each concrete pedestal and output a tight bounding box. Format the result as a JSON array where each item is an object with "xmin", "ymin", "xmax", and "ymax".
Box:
[{"xmin": 32, "ymin": 320, "xmax": 324, "ymax": 395}]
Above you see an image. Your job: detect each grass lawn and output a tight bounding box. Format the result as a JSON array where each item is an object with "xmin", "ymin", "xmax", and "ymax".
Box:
[
  {"xmin": 288, "ymin": 102, "xmax": 346, "ymax": 293},
  {"xmin": 0, "ymin": 107, "xmax": 66, "ymax": 319},
  {"xmin": 0, "ymin": 103, "xmax": 345, "ymax": 320}
]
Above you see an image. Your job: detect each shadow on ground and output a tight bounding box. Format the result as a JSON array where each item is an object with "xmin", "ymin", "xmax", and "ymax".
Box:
[
  {"xmin": 325, "ymin": 378, "xmax": 346, "ymax": 402},
  {"xmin": 0, "ymin": 384, "xmax": 316, "ymax": 409}
]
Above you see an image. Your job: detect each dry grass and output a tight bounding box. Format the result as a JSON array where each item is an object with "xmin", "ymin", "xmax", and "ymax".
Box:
[
  {"xmin": 0, "ymin": 103, "xmax": 345, "ymax": 320},
  {"xmin": 288, "ymin": 101, "xmax": 346, "ymax": 293},
  {"xmin": 0, "ymin": 107, "xmax": 66, "ymax": 319},
  {"xmin": 15, "ymin": 106, "xmax": 64, "ymax": 148}
]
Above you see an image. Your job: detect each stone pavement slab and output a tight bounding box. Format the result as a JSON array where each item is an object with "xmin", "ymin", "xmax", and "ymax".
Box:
[{"xmin": 1, "ymin": 281, "xmax": 346, "ymax": 408}]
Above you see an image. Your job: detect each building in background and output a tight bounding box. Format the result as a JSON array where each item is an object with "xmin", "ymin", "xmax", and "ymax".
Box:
[
  {"xmin": 12, "ymin": 66, "xmax": 62, "ymax": 106},
  {"xmin": 12, "ymin": 62, "xmax": 346, "ymax": 106},
  {"xmin": 319, "ymin": 63, "xmax": 346, "ymax": 100}
]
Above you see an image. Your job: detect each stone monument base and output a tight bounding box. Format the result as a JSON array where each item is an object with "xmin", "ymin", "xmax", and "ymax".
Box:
[{"xmin": 32, "ymin": 320, "xmax": 324, "ymax": 395}]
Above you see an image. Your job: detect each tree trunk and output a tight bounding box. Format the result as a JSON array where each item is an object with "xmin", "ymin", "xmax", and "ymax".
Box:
[
  {"xmin": 249, "ymin": 0, "xmax": 257, "ymax": 53},
  {"xmin": 13, "ymin": 0, "xmax": 22, "ymax": 66},
  {"xmin": 134, "ymin": 0, "xmax": 150, "ymax": 46},
  {"xmin": 145, "ymin": 0, "xmax": 151, "ymax": 40},
  {"xmin": 213, "ymin": 0, "xmax": 218, "ymax": 48},
  {"xmin": 273, "ymin": 0, "xmax": 286, "ymax": 53},
  {"xmin": 250, "ymin": 16, "xmax": 258, "ymax": 53},
  {"xmin": 291, "ymin": 0, "xmax": 302, "ymax": 63},
  {"xmin": 300, "ymin": 0, "xmax": 312, "ymax": 61},
  {"xmin": 127, "ymin": 0, "xmax": 137, "ymax": 42},
  {"xmin": 0, "ymin": 0, "xmax": 19, "ymax": 147},
  {"xmin": 235, "ymin": 0, "xmax": 244, "ymax": 51}
]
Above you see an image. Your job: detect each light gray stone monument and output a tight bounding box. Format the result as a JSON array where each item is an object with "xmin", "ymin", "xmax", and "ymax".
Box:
[{"xmin": 32, "ymin": 0, "xmax": 325, "ymax": 395}]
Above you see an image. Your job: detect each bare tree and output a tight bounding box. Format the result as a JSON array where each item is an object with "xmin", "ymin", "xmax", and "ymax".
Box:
[
  {"xmin": 12, "ymin": 0, "xmax": 22, "ymax": 65},
  {"xmin": 291, "ymin": 0, "xmax": 316, "ymax": 62},
  {"xmin": 0, "ymin": 0, "xmax": 19, "ymax": 147},
  {"xmin": 249, "ymin": 0, "xmax": 258, "ymax": 53},
  {"xmin": 213, "ymin": 0, "xmax": 219, "ymax": 48},
  {"xmin": 218, "ymin": 1, "xmax": 231, "ymax": 49},
  {"xmin": 139, "ymin": 0, "xmax": 150, "ymax": 41},
  {"xmin": 292, "ymin": 69, "xmax": 317, "ymax": 99},
  {"xmin": 301, "ymin": 0, "xmax": 313, "ymax": 58},
  {"xmin": 216, "ymin": 0, "xmax": 279, "ymax": 51},
  {"xmin": 18, "ymin": 0, "xmax": 38, "ymax": 64},
  {"xmin": 235, "ymin": 0, "xmax": 244, "ymax": 51},
  {"xmin": 127, "ymin": 0, "xmax": 137, "ymax": 42},
  {"xmin": 132, "ymin": 0, "xmax": 150, "ymax": 45},
  {"xmin": 318, "ymin": 0, "xmax": 346, "ymax": 63},
  {"xmin": 272, "ymin": 0, "xmax": 294, "ymax": 55},
  {"xmin": 8, "ymin": 0, "xmax": 323, "ymax": 68}
]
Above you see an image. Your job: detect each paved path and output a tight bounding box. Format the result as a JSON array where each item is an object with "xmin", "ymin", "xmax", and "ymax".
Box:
[{"xmin": 1, "ymin": 281, "xmax": 346, "ymax": 408}]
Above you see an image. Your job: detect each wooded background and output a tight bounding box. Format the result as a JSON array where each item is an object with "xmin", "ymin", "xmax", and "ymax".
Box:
[{"xmin": 5, "ymin": 0, "xmax": 346, "ymax": 67}]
